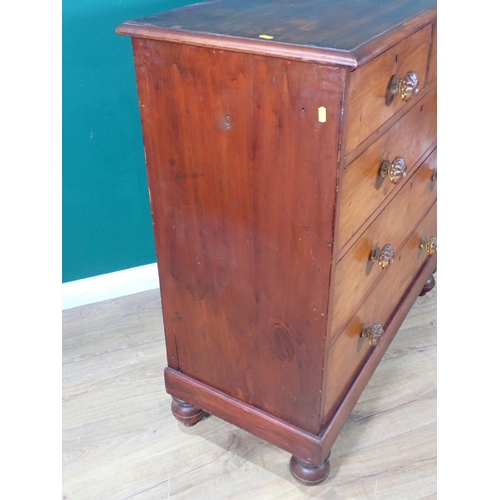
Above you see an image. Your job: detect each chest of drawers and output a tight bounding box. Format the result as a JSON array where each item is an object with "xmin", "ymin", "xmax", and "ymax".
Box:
[{"xmin": 117, "ymin": 0, "xmax": 437, "ymax": 485}]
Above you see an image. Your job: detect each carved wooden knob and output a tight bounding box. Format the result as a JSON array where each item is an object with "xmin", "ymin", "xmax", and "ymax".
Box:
[
  {"xmin": 420, "ymin": 236, "xmax": 437, "ymax": 255},
  {"xmin": 379, "ymin": 156, "xmax": 407, "ymax": 184},
  {"xmin": 361, "ymin": 323, "xmax": 384, "ymax": 346},
  {"xmin": 370, "ymin": 243, "xmax": 394, "ymax": 269},
  {"xmin": 390, "ymin": 71, "xmax": 419, "ymax": 102}
]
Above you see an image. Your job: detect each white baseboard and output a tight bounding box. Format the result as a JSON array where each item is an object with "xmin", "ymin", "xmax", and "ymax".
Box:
[{"xmin": 62, "ymin": 263, "xmax": 159, "ymax": 310}]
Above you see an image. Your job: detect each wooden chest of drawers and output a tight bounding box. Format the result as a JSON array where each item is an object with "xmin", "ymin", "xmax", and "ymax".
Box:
[{"xmin": 117, "ymin": 0, "xmax": 437, "ymax": 485}]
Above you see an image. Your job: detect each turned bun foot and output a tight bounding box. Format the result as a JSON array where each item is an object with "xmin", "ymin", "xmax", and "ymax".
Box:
[
  {"xmin": 171, "ymin": 397, "xmax": 206, "ymax": 426},
  {"xmin": 289, "ymin": 453, "xmax": 331, "ymax": 485},
  {"xmin": 419, "ymin": 274, "xmax": 436, "ymax": 296}
]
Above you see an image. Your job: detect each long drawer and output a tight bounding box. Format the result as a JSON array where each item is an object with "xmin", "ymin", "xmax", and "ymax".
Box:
[
  {"xmin": 344, "ymin": 24, "xmax": 432, "ymax": 154},
  {"xmin": 337, "ymin": 85, "xmax": 436, "ymax": 254},
  {"xmin": 331, "ymin": 148, "xmax": 437, "ymax": 333},
  {"xmin": 323, "ymin": 201, "xmax": 437, "ymax": 421}
]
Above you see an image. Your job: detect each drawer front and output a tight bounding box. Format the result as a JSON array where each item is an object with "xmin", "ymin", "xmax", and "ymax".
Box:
[
  {"xmin": 344, "ymin": 24, "xmax": 432, "ymax": 154},
  {"xmin": 323, "ymin": 202, "xmax": 437, "ymax": 419},
  {"xmin": 332, "ymin": 148, "xmax": 437, "ymax": 332},
  {"xmin": 338, "ymin": 85, "xmax": 436, "ymax": 253}
]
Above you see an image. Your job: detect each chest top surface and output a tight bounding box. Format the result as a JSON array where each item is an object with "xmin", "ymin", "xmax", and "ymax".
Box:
[{"xmin": 117, "ymin": 0, "xmax": 436, "ymax": 67}]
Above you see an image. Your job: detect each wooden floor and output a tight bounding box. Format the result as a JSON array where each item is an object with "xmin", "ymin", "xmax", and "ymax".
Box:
[{"xmin": 62, "ymin": 285, "xmax": 436, "ymax": 499}]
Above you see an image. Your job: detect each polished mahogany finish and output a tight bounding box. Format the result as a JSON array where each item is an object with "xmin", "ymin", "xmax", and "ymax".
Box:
[
  {"xmin": 332, "ymin": 153, "xmax": 437, "ymax": 332},
  {"xmin": 427, "ymin": 22, "xmax": 437, "ymax": 84},
  {"xmin": 420, "ymin": 274, "xmax": 436, "ymax": 296},
  {"xmin": 338, "ymin": 86, "xmax": 437, "ymax": 254},
  {"xmin": 344, "ymin": 24, "xmax": 432, "ymax": 153},
  {"xmin": 323, "ymin": 201, "xmax": 437, "ymax": 420},
  {"xmin": 117, "ymin": 0, "xmax": 437, "ymax": 67},
  {"xmin": 171, "ymin": 397, "xmax": 206, "ymax": 427},
  {"xmin": 290, "ymin": 453, "xmax": 331, "ymax": 485},
  {"xmin": 131, "ymin": 39, "xmax": 344, "ymax": 435},
  {"xmin": 117, "ymin": 0, "xmax": 437, "ymax": 484}
]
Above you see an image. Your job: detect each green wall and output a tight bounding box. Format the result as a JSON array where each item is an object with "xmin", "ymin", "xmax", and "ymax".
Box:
[{"xmin": 62, "ymin": 0, "xmax": 194, "ymax": 282}]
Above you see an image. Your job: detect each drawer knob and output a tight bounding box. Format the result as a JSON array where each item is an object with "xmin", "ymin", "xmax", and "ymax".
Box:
[
  {"xmin": 370, "ymin": 243, "xmax": 394, "ymax": 270},
  {"xmin": 361, "ymin": 323, "xmax": 384, "ymax": 347},
  {"xmin": 390, "ymin": 71, "xmax": 419, "ymax": 102},
  {"xmin": 420, "ymin": 236, "xmax": 437, "ymax": 255},
  {"xmin": 431, "ymin": 169, "xmax": 437, "ymax": 182},
  {"xmin": 379, "ymin": 156, "xmax": 407, "ymax": 184}
]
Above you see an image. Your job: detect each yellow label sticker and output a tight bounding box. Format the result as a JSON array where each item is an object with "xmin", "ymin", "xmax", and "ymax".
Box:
[
  {"xmin": 259, "ymin": 34, "xmax": 274, "ymax": 39},
  {"xmin": 318, "ymin": 106, "xmax": 327, "ymax": 123}
]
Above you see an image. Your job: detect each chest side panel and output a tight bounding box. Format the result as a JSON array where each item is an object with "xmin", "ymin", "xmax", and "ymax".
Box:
[{"xmin": 132, "ymin": 38, "xmax": 345, "ymax": 434}]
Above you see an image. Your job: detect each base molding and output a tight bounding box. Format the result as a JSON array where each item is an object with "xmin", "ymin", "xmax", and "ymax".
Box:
[
  {"xmin": 165, "ymin": 255, "xmax": 436, "ymax": 465},
  {"xmin": 165, "ymin": 367, "xmax": 322, "ymax": 463},
  {"xmin": 62, "ymin": 263, "xmax": 159, "ymax": 310}
]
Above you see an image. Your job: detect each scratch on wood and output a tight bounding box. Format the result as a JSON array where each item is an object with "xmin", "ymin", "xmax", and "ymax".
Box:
[
  {"xmin": 310, "ymin": 250, "xmax": 320, "ymax": 271},
  {"xmin": 172, "ymin": 329, "xmax": 179, "ymax": 364}
]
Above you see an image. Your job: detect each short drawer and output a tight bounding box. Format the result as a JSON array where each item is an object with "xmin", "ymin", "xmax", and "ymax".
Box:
[
  {"xmin": 323, "ymin": 201, "xmax": 437, "ymax": 419},
  {"xmin": 338, "ymin": 85, "xmax": 436, "ymax": 253},
  {"xmin": 331, "ymin": 148, "xmax": 437, "ymax": 332},
  {"xmin": 344, "ymin": 24, "xmax": 433, "ymax": 154}
]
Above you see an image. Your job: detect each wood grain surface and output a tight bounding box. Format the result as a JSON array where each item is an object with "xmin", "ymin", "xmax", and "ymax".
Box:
[
  {"xmin": 331, "ymin": 149, "xmax": 437, "ymax": 334},
  {"xmin": 62, "ymin": 286, "xmax": 436, "ymax": 499},
  {"xmin": 323, "ymin": 202, "xmax": 437, "ymax": 420},
  {"xmin": 344, "ymin": 24, "xmax": 432, "ymax": 154},
  {"xmin": 338, "ymin": 85, "xmax": 437, "ymax": 255},
  {"xmin": 132, "ymin": 38, "xmax": 345, "ymax": 434},
  {"xmin": 109, "ymin": 4, "xmax": 438, "ymax": 491},
  {"xmin": 427, "ymin": 23, "xmax": 437, "ymax": 84},
  {"xmin": 117, "ymin": 0, "xmax": 436, "ymax": 69}
]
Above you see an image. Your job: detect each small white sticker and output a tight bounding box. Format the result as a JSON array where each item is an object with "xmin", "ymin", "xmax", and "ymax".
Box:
[{"xmin": 318, "ymin": 106, "xmax": 326, "ymax": 123}]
